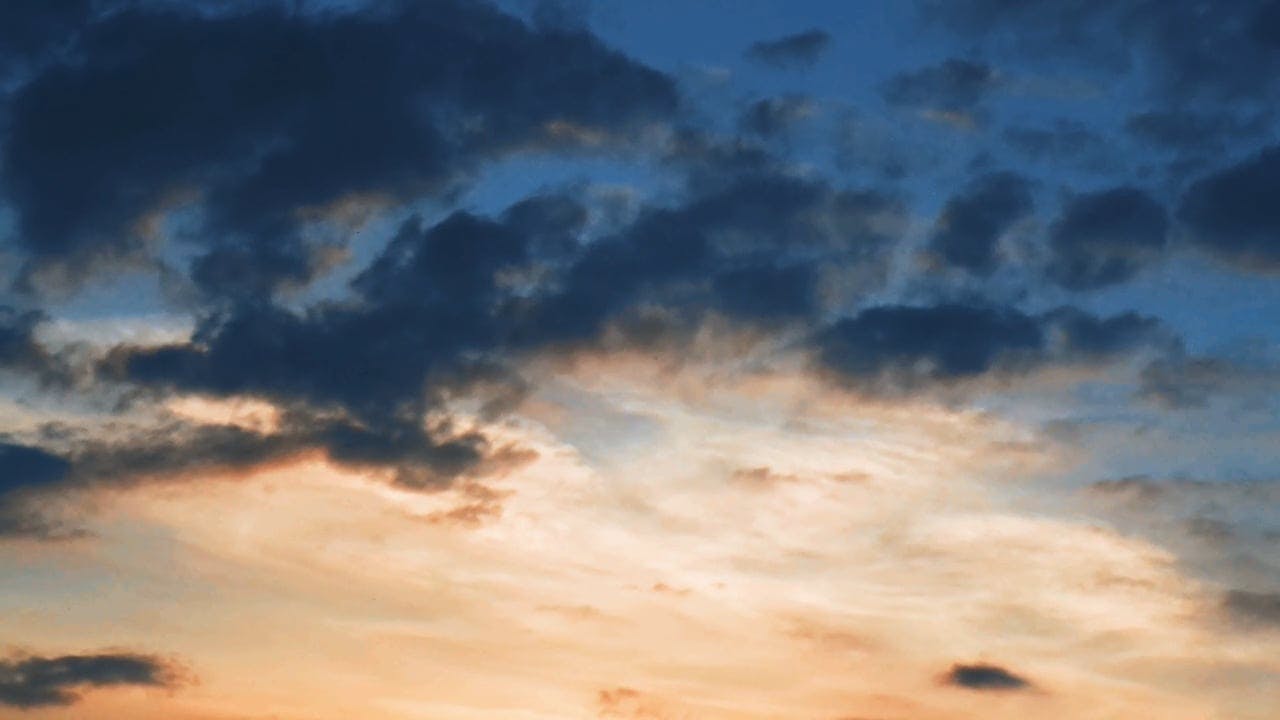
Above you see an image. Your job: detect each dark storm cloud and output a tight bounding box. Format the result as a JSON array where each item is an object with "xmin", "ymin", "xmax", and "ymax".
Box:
[
  {"xmin": 1223, "ymin": 589, "xmax": 1280, "ymax": 627},
  {"xmin": 745, "ymin": 29, "xmax": 832, "ymax": 68},
  {"xmin": 926, "ymin": 171, "xmax": 1033, "ymax": 275},
  {"xmin": 1045, "ymin": 187, "xmax": 1169, "ymax": 291},
  {"xmin": 813, "ymin": 303, "xmax": 1166, "ymax": 390},
  {"xmin": 1178, "ymin": 145, "xmax": 1280, "ymax": 273},
  {"xmin": 942, "ymin": 662, "xmax": 1033, "ymax": 690},
  {"xmin": 881, "ymin": 58, "xmax": 997, "ymax": 118},
  {"xmin": 0, "ymin": 651, "xmax": 179, "ymax": 709},
  {"xmin": 0, "ymin": 0, "xmax": 678, "ymax": 296}
]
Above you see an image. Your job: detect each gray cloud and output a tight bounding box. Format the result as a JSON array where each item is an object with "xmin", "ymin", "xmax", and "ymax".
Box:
[
  {"xmin": 942, "ymin": 662, "xmax": 1033, "ymax": 690},
  {"xmin": 0, "ymin": 651, "xmax": 181, "ymax": 708},
  {"xmin": 1045, "ymin": 187, "xmax": 1169, "ymax": 290},
  {"xmin": 746, "ymin": 29, "xmax": 831, "ymax": 68}
]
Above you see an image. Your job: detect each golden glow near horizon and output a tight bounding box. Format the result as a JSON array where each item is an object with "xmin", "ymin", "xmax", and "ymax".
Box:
[{"xmin": 4, "ymin": 355, "xmax": 1275, "ymax": 720}]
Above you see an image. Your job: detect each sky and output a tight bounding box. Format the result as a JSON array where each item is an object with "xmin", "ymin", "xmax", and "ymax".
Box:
[{"xmin": 1, "ymin": 0, "xmax": 1280, "ymax": 718}]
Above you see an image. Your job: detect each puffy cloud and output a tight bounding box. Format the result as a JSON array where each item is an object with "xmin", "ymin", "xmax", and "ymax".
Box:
[
  {"xmin": 0, "ymin": 0, "xmax": 677, "ymax": 296},
  {"xmin": 0, "ymin": 651, "xmax": 181, "ymax": 709},
  {"xmin": 812, "ymin": 303, "xmax": 1167, "ymax": 390},
  {"xmin": 1045, "ymin": 187, "xmax": 1169, "ymax": 290},
  {"xmin": 881, "ymin": 58, "xmax": 998, "ymax": 123},
  {"xmin": 0, "ymin": 307, "xmax": 74, "ymax": 387},
  {"xmin": 1178, "ymin": 145, "xmax": 1280, "ymax": 273},
  {"xmin": 942, "ymin": 662, "xmax": 1033, "ymax": 691},
  {"xmin": 745, "ymin": 29, "xmax": 832, "ymax": 68},
  {"xmin": 738, "ymin": 95, "xmax": 815, "ymax": 138},
  {"xmin": 926, "ymin": 171, "xmax": 1033, "ymax": 275}
]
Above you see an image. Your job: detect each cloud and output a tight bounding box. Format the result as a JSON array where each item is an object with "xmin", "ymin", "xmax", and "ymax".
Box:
[
  {"xmin": 942, "ymin": 662, "xmax": 1033, "ymax": 691},
  {"xmin": 0, "ymin": 441, "xmax": 74, "ymax": 538},
  {"xmin": 881, "ymin": 58, "xmax": 998, "ymax": 122},
  {"xmin": 926, "ymin": 171, "xmax": 1033, "ymax": 275},
  {"xmin": 0, "ymin": 0, "xmax": 678, "ymax": 296},
  {"xmin": 0, "ymin": 651, "xmax": 181, "ymax": 708},
  {"xmin": 916, "ymin": 0, "xmax": 1280, "ymax": 102},
  {"xmin": 1137, "ymin": 353, "xmax": 1280, "ymax": 409},
  {"xmin": 1045, "ymin": 187, "xmax": 1169, "ymax": 290},
  {"xmin": 812, "ymin": 303, "xmax": 1167, "ymax": 391},
  {"xmin": 57, "ymin": 171, "xmax": 898, "ymax": 515},
  {"xmin": 745, "ymin": 29, "xmax": 832, "ymax": 68},
  {"xmin": 1004, "ymin": 120, "xmax": 1118, "ymax": 173},
  {"xmin": 1178, "ymin": 145, "xmax": 1280, "ymax": 273},
  {"xmin": 1125, "ymin": 111, "xmax": 1265, "ymax": 156},
  {"xmin": 738, "ymin": 95, "xmax": 814, "ymax": 138},
  {"xmin": 0, "ymin": 307, "xmax": 74, "ymax": 387},
  {"xmin": 1223, "ymin": 590, "xmax": 1280, "ymax": 627},
  {"xmin": 0, "ymin": 441, "xmax": 71, "ymax": 496}
]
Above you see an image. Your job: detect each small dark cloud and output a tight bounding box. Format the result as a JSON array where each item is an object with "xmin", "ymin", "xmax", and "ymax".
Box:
[
  {"xmin": 1045, "ymin": 187, "xmax": 1169, "ymax": 291},
  {"xmin": 746, "ymin": 29, "xmax": 831, "ymax": 68},
  {"xmin": 1223, "ymin": 589, "xmax": 1280, "ymax": 627},
  {"xmin": 881, "ymin": 58, "xmax": 998, "ymax": 122},
  {"xmin": 0, "ymin": 651, "xmax": 181, "ymax": 708},
  {"xmin": 926, "ymin": 171, "xmax": 1033, "ymax": 275},
  {"xmin": 1178, "ymin": 145, "xmax": 1280, "ymax": 274},
  {"xmin": 942, "ymin": 662, "xmax": 1033, "ymax": 691}
]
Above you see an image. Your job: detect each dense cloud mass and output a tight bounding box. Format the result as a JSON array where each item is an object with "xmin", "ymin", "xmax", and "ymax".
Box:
[
  {"xmin": 0, "ymin": 651, "xmax": 179, "ymax": 708},
  {"xmin": 813, "ymin": 303, "xmax": 1166, "ymax": 390},
  {"xmin": 0, "ymin": 0, "xmax": 677, "ymax": 296}
]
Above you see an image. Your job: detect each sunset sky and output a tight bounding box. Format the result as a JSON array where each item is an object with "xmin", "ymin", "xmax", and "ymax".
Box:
[{"xmin": 2, "ymin": 1, "xmax": 1280, "ymax": 718}]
